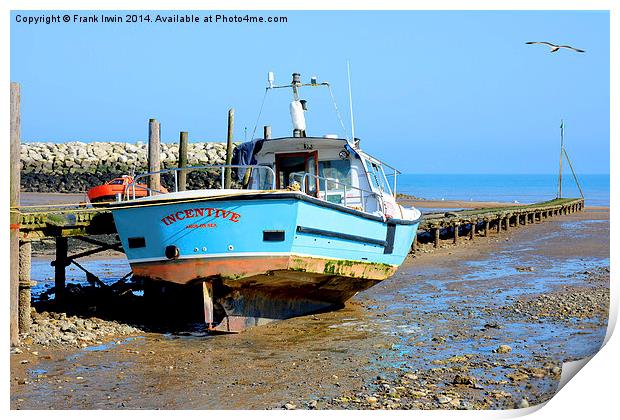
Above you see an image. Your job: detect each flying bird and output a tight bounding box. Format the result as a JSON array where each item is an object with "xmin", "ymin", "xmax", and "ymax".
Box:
[{"xmin": 526, "ymin": 41, "xmax": 585, "ymax": 53}]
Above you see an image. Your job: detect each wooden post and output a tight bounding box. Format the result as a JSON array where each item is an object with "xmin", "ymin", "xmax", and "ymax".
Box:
[
  {"xmin": 469, "ymin": 222, "xmax": 476, "ymax": 240},
  {"xmin": 484, "ymin": 220, "xmax": 490, "ymax": 237},
  {"xmin": 18, "ymin": 241, "xmax": 32, "ymax": 333},
  {"xmin": 453, "ymin": 224, "xmax": 459, "ymax": 244},
  {"xmin": 433, "ymin": 227, "xmax": 440, "ymax": 248},
  {"xmin": 504, "ymin": 217, "xmax": 509, "ymax": 231},
  {"xmin": 10, "ymin": 82, "xmax": 21, "ymax": 346},
  {"xmin": 178, "ymin": 131, "xmax": 188, "ymax": 191},
  {"xmin": 264, "ymin": 125, "xmax": 272, "ymax": 140},
  {"xmin": 496, "ymin": 219, "xmax": 501, "ymax": 233},
  {"xmin": 224, "ymin": 108, "xmax": 234, "ymax": 189},
  {"xmin": 55, "ymin": 237, "xmax": 68, "ymax": 304},
  {"xmin": 148, "ymin": 118, "xmax": 161, "ymax": 194}
]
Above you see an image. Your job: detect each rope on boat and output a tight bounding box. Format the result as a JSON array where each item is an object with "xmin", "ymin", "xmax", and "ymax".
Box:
[
  {"xmin": 327, "ymin": 84, "xmax": 350, "ymax": 141},
  {"xmin": 249, "ymin": 87, "xmax": 269, "ymax": 141}
]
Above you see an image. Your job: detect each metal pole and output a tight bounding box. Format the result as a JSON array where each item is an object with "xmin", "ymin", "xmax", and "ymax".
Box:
[
  {"xmin": 224, "ymin": 108, "xmax": 234, "ymax": 189},
  {"xmin": 178, "ymin": 131, "xmax": 188, "ymax": 191},
  {"xmin": 557, "ymin": 120, "xmax": 564, "ymax": 198},
  {"xmin": 563, "ymin": 148, "xmax": 585, "ymax": 199},
  {"xmin": 148, "ymin": 118, "xmax": 161, "ymax": 195},
  {"xmin": 10, "ymin": 82, "xmax": 21, "ymax": 346}
]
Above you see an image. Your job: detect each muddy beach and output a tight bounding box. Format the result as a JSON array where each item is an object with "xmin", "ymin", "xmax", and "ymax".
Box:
[{"xmin": 10, "ymin": 207, "xmax": 609, "ymax": 410}]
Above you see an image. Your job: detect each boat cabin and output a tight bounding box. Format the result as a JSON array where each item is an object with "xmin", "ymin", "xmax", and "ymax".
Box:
[{"xmin": 243, "ymin": 135, "xmax": 401, "ymax": 218}]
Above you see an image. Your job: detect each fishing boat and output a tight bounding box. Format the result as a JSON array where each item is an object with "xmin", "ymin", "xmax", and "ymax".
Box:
[{"xmin": 110, "ymin": 72, "xmax": 422, "ymax": 332}]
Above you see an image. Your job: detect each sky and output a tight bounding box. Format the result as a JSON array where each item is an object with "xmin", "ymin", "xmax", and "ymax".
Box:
[{"xmin": 10, "ymin": 10, "xmax": 610, "ymax": 174}]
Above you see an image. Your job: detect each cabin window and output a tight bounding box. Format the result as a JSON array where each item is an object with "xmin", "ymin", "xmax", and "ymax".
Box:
[
  {"xmin": 365, "ymin": 159, "xmax": 392, "ymax": 194},
  {"xmin": 318, "ymin": 160, "xmax": 351, "ymax": 189}
]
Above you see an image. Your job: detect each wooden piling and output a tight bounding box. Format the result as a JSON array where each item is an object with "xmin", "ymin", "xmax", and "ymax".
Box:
[
  {"xmin": 453, "ymin": 224, "xmax": 459, "ymax": 244},
  {"xmin": 433, "ymin": 227, "xmax": 440, "ymax": 248},
  {"xmin": 178, "ymin": 131, "xmax": 188, "ymax": 191},
  {"xmin": 55, "ymin": 237, "xmax": 68, "ymax": 304},
  {"xmin": 10, "ymin": 82, "xmax": 21, "ymax": 346},
  {"xmin": 484, "ymin": 220, "xmax": 490, "ymax": 237},
  {"xmin": 18, "ymin": 241, "xmax": 32, "ymax": 333},
  {"xmin": 496, "ymin": 219, "xmax": 501, "ymax": 233},
  {"xmin": 469, "ymin": 222, "xmax": 476, "ymax": 240},
  {"xmin": 504, "ymin": 217, "xmax": 510, "ymax": 231},
  {"xmin": 224, "ymin": 108, "xmax": 234, "ymax": 189},
  {"xmin": 148, "ymin": 118, "xmax": 161, "ymax": 194}
]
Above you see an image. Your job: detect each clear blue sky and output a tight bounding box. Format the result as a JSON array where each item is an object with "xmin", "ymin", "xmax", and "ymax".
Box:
[{"xmin": 10, "ymin": 10, "xmax": 609, "ymax": 174}]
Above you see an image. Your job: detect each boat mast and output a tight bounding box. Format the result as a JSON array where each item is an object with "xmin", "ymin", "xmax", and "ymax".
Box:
[{"xmin": 347, "ymin": 61, "xmax": 356, "ymax": 143}]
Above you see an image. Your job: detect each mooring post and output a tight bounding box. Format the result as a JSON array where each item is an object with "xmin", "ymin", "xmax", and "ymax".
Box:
[
  {"xmin": 469, "ymin": 221, "xmax": 476, "ymax": 240},
  {"xmin": 504, "ymin": 217, "xmax": 510, "ymax": 231},
  {"xmin": 433, "ymin": 227, "xmax": 440, "ymax": 248},
  {"xmin": 224, "ymin": 108, "xmax": 234, "ymax": 189},
  {"xmin": 10, "ymin": 82, "xmax": 21, "ymax": 346},
  {"xmin": 484, "ymin": 220, "xmax": 490, "ymax": 237},
  {"xmin": 18, "ymin": 241, "xmax": 32, "ymax": 333},
  {"xmin": 453, "ymin": 224, "xmax": 459, "ymax": 244},
  {"xmin": 55, "ymin": 237, "xmax": 68, "ymax": 304},
  {"xmin": 496, "ymin": 218, "xmax": 501, "ymax": 233},
  {"xmin": 148, "ymin": 118, "xmax": 161, "ymax": 194},
  {"xmin": 178, "ymin": 131, "xmax": 188, "ymax": 191}
]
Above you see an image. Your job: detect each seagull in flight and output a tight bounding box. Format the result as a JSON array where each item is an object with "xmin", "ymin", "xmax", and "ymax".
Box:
[{"xmin": 526, "ymin": 41, "xmax": 585, "ymax": 53}]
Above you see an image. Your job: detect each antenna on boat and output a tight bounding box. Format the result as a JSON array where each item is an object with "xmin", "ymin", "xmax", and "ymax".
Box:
[{"xmin": 347, "ymin": 61, "xmax": 356, "ymax": 144}]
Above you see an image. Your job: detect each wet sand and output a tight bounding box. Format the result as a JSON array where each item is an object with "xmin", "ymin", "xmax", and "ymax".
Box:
[{"xmin": 10, "ymin": 208, "xmax": 609, "ymax": 410}]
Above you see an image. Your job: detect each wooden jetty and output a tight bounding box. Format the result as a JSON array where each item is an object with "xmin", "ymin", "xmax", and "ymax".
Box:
[
  {"xmin": 415, "ymin": 198, "xmax": 585, "ymax": 249},
  {"xmin": 11, "ymin": 197, "xmax": 585, "ymax": 342}
]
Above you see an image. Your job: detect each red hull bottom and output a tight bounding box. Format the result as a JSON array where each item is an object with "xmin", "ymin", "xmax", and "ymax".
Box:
[{"xmin": 132, "ymin": 255, "xmax": 393, "ymax": 332}]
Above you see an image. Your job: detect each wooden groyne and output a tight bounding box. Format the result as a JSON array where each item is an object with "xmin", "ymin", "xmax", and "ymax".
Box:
[{"xmin": 414, "ymin": 198, "xmax": 585, "ymax": 250}]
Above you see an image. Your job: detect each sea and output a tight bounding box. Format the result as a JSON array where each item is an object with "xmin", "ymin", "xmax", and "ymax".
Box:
[{"xmin": 396, "ymin": 174, "xmax": 609, "ymax": 207}]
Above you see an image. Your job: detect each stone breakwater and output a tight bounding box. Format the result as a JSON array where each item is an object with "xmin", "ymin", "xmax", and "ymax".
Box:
[{"xmin": 20, "ymin": 141, "xmax": 230, "ymax": 193}]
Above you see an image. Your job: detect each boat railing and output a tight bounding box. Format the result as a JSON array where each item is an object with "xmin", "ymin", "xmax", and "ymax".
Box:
[
  {"xmin": 290, "ymin": 172, "xmax": 384, "ymax": 214},
  {"xmin": 126, "ymin": 164, "xmax": 277, "ymax": 200}
]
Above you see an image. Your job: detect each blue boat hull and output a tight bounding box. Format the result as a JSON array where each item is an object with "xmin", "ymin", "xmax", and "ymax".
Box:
[{"xmin": 111, "ymin": 192, "xmax": 419, "ymax": 331}]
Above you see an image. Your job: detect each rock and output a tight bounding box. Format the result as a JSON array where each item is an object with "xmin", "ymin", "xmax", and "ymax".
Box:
[
  {"xmin": 495, "ymin": 345, "xmax": 512, "ymax": 354},
  {"xmin": 307, "ymin": 400, "xmax": 317, "ymax": 409},
  {"xmin": 283, "ymin": 403, "xmax": 296, "ymax": 410},
  {"xmin": 515, "ymin": 266, "xmax": 535, "ymax": 272},
  {"xmin": 452, "ymin": 374, "xmax": 476, "ymax": 386},
  {"xmin": 517, "ymin": 398, "xmax": 529, "ymax": 408},
  {"xmin": 437, "ymin": 395, "xmax": 452, "ymax": 404},
  {"xmin": 366, "ymin": 396, "xmax": 378, "ymax": 404}
]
